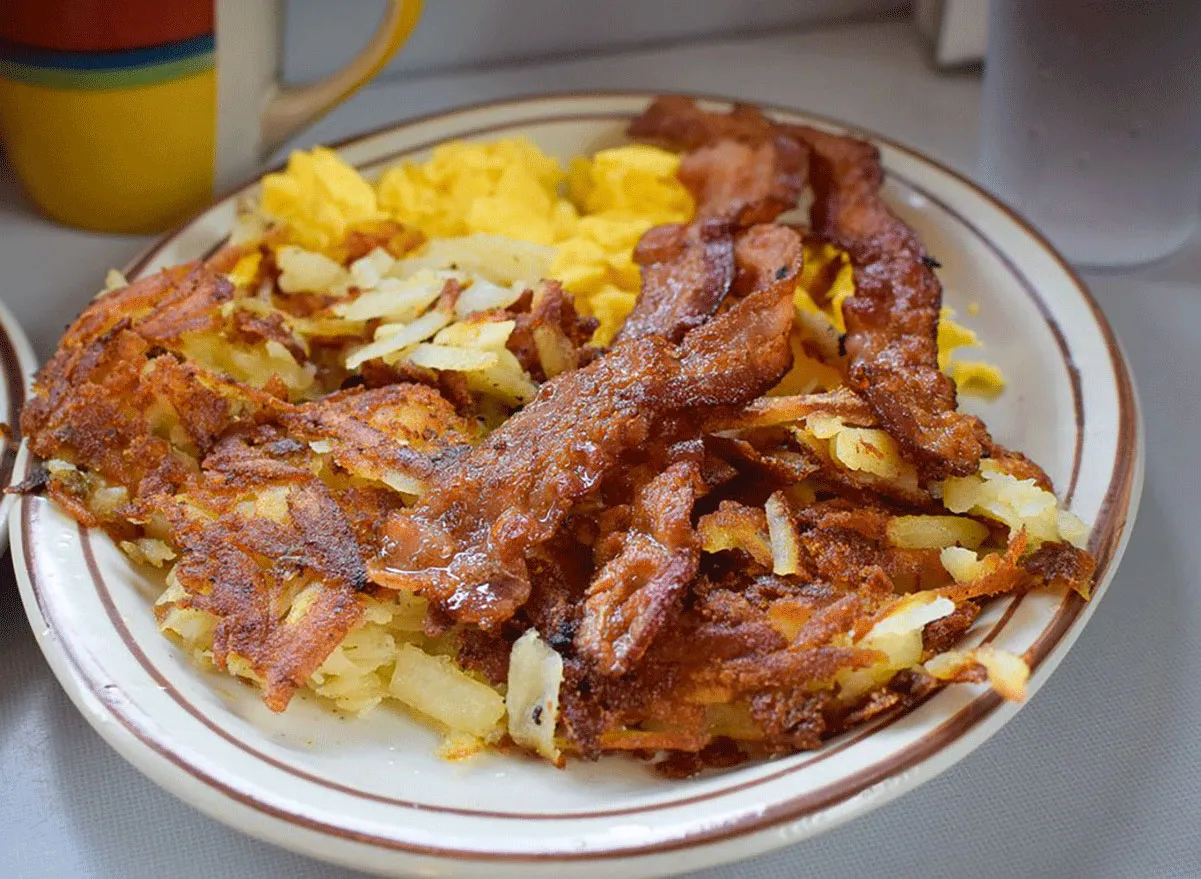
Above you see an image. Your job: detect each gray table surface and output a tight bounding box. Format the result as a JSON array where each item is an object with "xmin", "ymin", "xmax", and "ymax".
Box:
[{"xmin": 2, "ymin": 19, "xmax": 1199, "ymax": 879}]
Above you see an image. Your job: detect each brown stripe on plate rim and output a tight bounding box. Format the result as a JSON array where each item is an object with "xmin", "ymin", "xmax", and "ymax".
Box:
[{"xmin": 23, "ymin": 94, "xmax": 1139, "ymax": 860}]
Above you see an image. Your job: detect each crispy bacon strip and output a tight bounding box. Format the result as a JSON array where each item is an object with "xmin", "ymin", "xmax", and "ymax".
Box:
[
  {"xmin": 619, "ymin": 218, "xmax": 803, "ymax": 347},
  {"xmin": 628, "ymin": 96, "xmax": 988, "ymax": 478},
  {"xmin": 370, "ymin": 273, "xmax": 797, "ymax": 629},
  {"xmin": 616, "ymin": 220, "xmax": 735, "ymax": 344},
  {"xmin": 732, "ymin": 222, "xmax": 805, "ymax": 295},
  {"xmin": 576, "ymin": 457, "xmax": 703, "ymax": 675},
  {"xmin": 678, "ymin": 138, "xmax": 808, "ymax": 224},
  {"xmin": 783, "ymin": 122, "xmax": 987, "ymax": 477},
  {"xmin": 629, "ymin": 95, "xmax": 808, "ymax": 224}
]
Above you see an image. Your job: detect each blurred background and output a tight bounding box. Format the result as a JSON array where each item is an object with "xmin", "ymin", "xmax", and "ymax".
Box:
[{"xmin": 281, "ymin": 0, "xmax": 913, "ymax": 83}]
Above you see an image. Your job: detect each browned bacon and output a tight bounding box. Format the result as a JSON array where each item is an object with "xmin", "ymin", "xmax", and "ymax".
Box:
[
  {"xmin": 616, "ymin": 220, "xmax": 735, "ymax": 344},
  {"xmin": 369, "ymin": 272, "xmax": 797, "ymax": 629},
  {"xmin": 576, "ymin": 455, "xmax": 704, "ymax": 675},
  {"xmin": 628, "ymin": 96, "xmax": 989, "ymax": 478},
  {"xmin": 629, "ymin": 95, "xmax": 807, "ymax": 225},
  {"xmin": 783, "ymin": 122, "xmax": 988, "ymax": 477}
]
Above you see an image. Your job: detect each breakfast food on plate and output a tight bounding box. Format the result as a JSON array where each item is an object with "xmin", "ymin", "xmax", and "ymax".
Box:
[{"xmin": 19, "ymin": 96, "xmax": 1092, "ymax": 774}]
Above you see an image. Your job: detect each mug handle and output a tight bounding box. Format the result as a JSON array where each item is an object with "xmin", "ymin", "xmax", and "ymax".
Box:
[{"xmin": 260, "ymin": 0, "xmax": 422, "ymax": 156}]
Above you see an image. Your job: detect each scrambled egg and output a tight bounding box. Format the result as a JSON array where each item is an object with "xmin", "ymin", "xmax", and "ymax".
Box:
[
  {"xmin": 261, "ymin": 148, "xmax": 383, "ymax": 252},
  {"xmin": 555, "ymin": 145, "xmax": 694, "ymax": 343},
  {"xmin": 804, "ymin": 242, "xmax": 855, "ymax": 333},
  {"xmin": 377, "ymin": 139, "xmax": 573, "ymax": 243},
  {"xmin": 938, "ymin": 306, "xmax": 1006, "ymax": 398},
  {"xmin": 373, "ymin": 138, "xmax": 693, "ymax": 344},
  {"xmin": 258, "ymin": 139, "xmax": 1002, "ymax": 392}
]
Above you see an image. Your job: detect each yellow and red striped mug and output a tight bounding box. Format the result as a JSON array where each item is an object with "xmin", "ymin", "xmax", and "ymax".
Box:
[{"xmin": 0, "ymin": 0, "xmax": 420, "ymax": 233}]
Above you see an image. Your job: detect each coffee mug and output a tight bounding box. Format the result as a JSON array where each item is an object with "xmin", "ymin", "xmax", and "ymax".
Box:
[{"xmin": 0, "ymin": 0, "xmax": 421, "ymax": 233}]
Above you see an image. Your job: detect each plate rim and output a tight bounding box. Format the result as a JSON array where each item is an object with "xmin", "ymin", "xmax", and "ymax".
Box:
[
  {"xmin": 10, "ymin": 91, "xmax": 1144, "ymax": 875},
  {"xmin": 0, "ymin": 295, "xmax": 38, "ymax": 553}
]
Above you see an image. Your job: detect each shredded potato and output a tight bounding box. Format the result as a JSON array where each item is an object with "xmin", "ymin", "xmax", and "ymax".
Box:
[
  {"xmin": 389, "ymin": 644, "xmax": 506, "ymax": 740},
  {"xmin": 506, "ymin": 629, "xmax": 565, "ymax": 762},
  {"xmin": 764, "ymin": 492, "xmax": 802, "ymax": 575},
  {"xmin": 942, "ymin": 459, "xmax": 1088, "ymax": 547},
  {"xmin": 406, "ymin": 344, "xmax": 499, "ymax": 372},
  {"xmin": 334, "ymin": 269, "xmax": 451, "ymax": 322},
  {"xmin": 888, "ymin": 515, "xmax": 990, "ymax": 550},
  {"xmin": 927, "ymin": 645, "xmax": 1029, "ymax": 701},
  {"xmin": 837, "ymin": 592, "xmax": 956, "ymax": 701},
  {"xmin": 345, "ymin": 310, "xmax": 452, "ymax": 370}
]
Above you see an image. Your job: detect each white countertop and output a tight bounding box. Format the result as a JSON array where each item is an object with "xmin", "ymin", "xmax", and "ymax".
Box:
[{"xmin": 2, "ymin": 19, "xmax": 1199, "ymax": 879}]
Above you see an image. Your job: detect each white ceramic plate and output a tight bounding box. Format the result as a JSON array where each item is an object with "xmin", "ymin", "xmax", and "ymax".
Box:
[
  {"xmin": 12, "ymin": 93, "xmax": 1142, "ymax": 878},
  {"xmin": 0, "ymin": 297, "xmax": 37, "ymax": 554}
]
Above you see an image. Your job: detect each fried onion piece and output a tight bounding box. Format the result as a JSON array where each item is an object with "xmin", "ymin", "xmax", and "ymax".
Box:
[{"xmin": 370, "ymin": 275, "xmax": 797, "ymax": 629}]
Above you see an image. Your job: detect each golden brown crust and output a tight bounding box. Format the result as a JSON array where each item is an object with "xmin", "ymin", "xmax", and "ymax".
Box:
[
  {"xmin": 20, "ymin": 261, "xmax": 467, "ymax": 709},
  {"xmin": 1022, "ymin": 540, "xmax": 1096, "ymax": 598}
]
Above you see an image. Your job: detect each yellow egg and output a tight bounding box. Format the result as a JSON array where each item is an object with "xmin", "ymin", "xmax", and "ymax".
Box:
[
  {"xmin": 377, "ymin": 137, "xmax": 568, "ymax": 243},
  {"xmin": 937, "ymin": 306, "xmax": 980, "ymax": 369},
  {"xmin": 549, "ymin": 238, "xmax": 609, "ymax": 296},
  {"xmin": 570, "ymin": 145, "xmax": 693, "ymax": 220},
  {"xmin": 226, "ymin": 252, "xmax": 262, "ymax": 289},
  {"xmin": 374, "ymin": 140, "xmax": 694, "ymax": 340},
  {"xmin": 937, "ymin": 309, "xmax": 1007, "ymax": 397},
  {"xmin": 554, "ymin": 146, "xmax": 693, "ymax": 337},
  {"xmin": 950, "ymin": 360, "xmax": 1007, "ymax": 397},
  {"xmin": 260, "ymin": 147, "xmax": 382, "ymax": 253},
  {"xmin": 589, "ymin": 286, "xmax": 639, "ymax": 346},
  {"xmin": 799, "ymin": 242, "xmax": 854, "ymax": 332}
]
